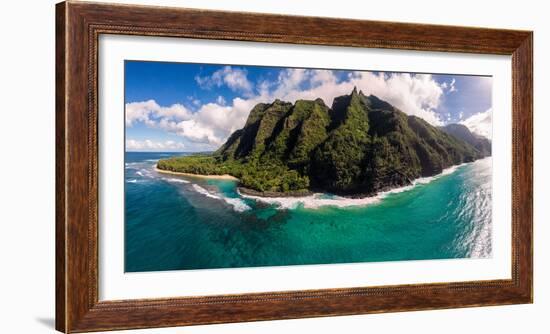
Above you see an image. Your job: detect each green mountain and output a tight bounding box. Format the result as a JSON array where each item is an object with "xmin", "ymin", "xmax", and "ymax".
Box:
[
  {"xmin": 440, "ymin": 123, "xmax": 491, "ymax": 157},
  {"xmin": 157, "ymin": 88, "xmax": 491, "ymax": 197}
]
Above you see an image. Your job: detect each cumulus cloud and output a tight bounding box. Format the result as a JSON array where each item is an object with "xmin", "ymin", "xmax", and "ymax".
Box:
[
  {"xmin": 263, "ymin": 69, "xmax": 445, "ymax": 126},
  {"xmin": 126, "ymin": 139, "xmax": 185, "ymax": 151},
  {"xmin": 195, "ymin": 66, "xmax": 252, "ymax": 94},
  {"xmin": 351, "ymin": 72, "xmax": 445, "ymax": 125},
  {"xmin": 127, "ymin": 68, "xmax": 452, "ymax": 149},
  {"xmin": 125, "ymin": 98, "xmax": 252, "ymax": 147},
  {"xmin": 126, "ymin": 100, "xmax": 190, "ymax": 126},
  {"xmin": 461, "ymin": 108, "xmax": 492, "ymax": 139}
]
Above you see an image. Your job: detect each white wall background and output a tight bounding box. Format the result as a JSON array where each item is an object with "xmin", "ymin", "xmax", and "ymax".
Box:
[{"xmin": 0, "ymin": 0, "xmax": 546, "ymax": 333}]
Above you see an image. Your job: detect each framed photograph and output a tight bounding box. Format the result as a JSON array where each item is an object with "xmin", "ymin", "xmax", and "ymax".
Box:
[{"xmin": 56, "ymin": 1, "xmax": 532, "ymax": 332}]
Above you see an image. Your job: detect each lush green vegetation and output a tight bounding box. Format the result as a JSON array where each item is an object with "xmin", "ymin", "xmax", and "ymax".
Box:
[
  {"xmin": 157, "ymin": 155, "xmax": 309, "ymax": 193},
  {"xmin": 440, "ymin": 123, "xmax": 491, "ymax": 156},
  {"xmin": 157, "ymin": 88, "xmax": 491, "ymax": 196},
  {"xmin": 310, "ymin": 89, "xmax": 372, "ymax": 192},
  {"xmin": 157, "ymin": 155, "xmax": 234, "ymax": 176}
]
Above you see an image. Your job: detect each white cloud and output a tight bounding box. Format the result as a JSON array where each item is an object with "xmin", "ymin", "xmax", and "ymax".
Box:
[
  {"xmin": 128, "ymin": 68, "xmax": 453, "ymax": 150},
  {"xmin": 173, "ymin": 120, "xmax": 220, "ymax": 145},
  {"xmin": 351, "ymin": 72, "xmax": 445, "ymax": 125},
  {"xmin": 126, "ymin": 139, "xmax": 185, "ymax": 151},
  {"xmin": 450, "ymin": 85, "xmax": 457, "ymax": 93},
  {"xmin": 195, "ymin": 66, "xmax": 252, "ymax": 93},
  {"xmin": 125, "ymin": 98, "xmax": 251, "ymax": 148},
  {"xmin": 125, "ymin": 100, "xmax": 190, "ymax": 126},
  {"xmin": 264, "ymin": 69, "xmax": 445, "ymax": 126},
  {"xmin": 449, "ymin": 78, "xmax": 457, "ymax": 92},
  {"xmin": 441, "ymin": 78, "xmax": 457, "ymax": 93},
  {"xmin": 461, "ymin": 108, "xmax": 492, "ymax": 139}
]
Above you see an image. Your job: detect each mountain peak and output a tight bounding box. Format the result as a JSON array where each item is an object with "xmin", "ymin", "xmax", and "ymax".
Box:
[
  {"xmin": 272, "ymin": 98, "xmax": 290, "ymax": 106},
  {"xmin": 188, "ymin": 93, "xmax": 491, "ymax": 195},
  {"xmin": 314, "ymin": 97, "xmax": 326, "ymax": 106}
]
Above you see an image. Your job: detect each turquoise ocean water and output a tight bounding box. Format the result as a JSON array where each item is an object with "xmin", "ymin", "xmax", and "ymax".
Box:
[{"xmin": 125, "ymin": 152, "xmax": 492, "ymax": 272}]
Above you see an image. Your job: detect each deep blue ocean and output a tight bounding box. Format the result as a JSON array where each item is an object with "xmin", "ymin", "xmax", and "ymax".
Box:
[{"xmin": 125, "ymin": 152, "xmax": 492, "ymax": 272}]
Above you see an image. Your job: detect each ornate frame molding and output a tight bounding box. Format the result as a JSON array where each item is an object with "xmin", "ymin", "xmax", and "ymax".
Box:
[{"xmin": 56, "ymin": 1, "xmax": 532, "ymax": 332}]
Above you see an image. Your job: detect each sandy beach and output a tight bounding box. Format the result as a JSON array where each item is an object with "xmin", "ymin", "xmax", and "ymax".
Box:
[{"xmin": 155, "ymin": 166, "xmax": 239, "ymax": 181}]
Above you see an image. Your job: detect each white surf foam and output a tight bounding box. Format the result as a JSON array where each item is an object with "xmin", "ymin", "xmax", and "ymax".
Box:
[
  {"xmin": 190, "ymin": 184, "xmax": 250, "ymax": 212},
  {"xmin": 223, "ymin": 197, "xmax": 252, "ymax": 212},
  {"xmin": 136, "ymin": 168, "xmax": 157, "ymax": 178},
  {"xmin": 238, "ymin": 192, "xmax": 382, "ymax": 210},
  {"xmin": 240, "ymin": 162, "xmax": 469, "ymax": 210},
  {"xmin": 125, "ymin": 162, "xmax": 142, "ymax": 169},
  {"xmin": 191, "ymin": 184, "xmax": 221, "ymax": 199},
  {"xmin": 162, "ymin": 177, "xmax": 190, "ymax": 184}
]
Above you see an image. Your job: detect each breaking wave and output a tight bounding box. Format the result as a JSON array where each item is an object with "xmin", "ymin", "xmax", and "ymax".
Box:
[
  {"xmin": 240, "ymin": 162, "xmax": 470, "ymax": 210},
  {"xmin": 162, "ymin": 177, "xmax": 190, "ymax": 184},
  {"xmin": 191, "ymin": 184, "xmax": 251, "ymax": 212},
  {"xmin": 222, "ymin": 197, "xmax": 252, "ymax": 213}
]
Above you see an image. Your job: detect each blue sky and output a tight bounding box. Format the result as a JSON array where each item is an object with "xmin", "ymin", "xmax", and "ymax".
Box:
[{"xmin": 125, "ymin": 61, "xmax": 492, "ymax": 152}]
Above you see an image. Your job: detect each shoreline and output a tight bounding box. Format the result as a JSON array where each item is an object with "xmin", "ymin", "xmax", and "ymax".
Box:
[
  {"xmin": 156, "ymin": 158, "xmax": 485, "ymax": 202},
  {"xmin": 238, "ymin": 158, "xmax": 483, "ymax": 206},
  {"xmin": 237, "ymin": 186, "xmax": 313, "ymax": 198},
  {"xmin": 154, "ymin": 166, "xmax": 239, "ymax": 181}
]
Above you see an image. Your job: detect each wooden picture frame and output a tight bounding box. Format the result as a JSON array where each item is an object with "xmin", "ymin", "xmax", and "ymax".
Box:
[{"xmin": 56, "ymin": 1, "xmax": 533, "ymax": 332}]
